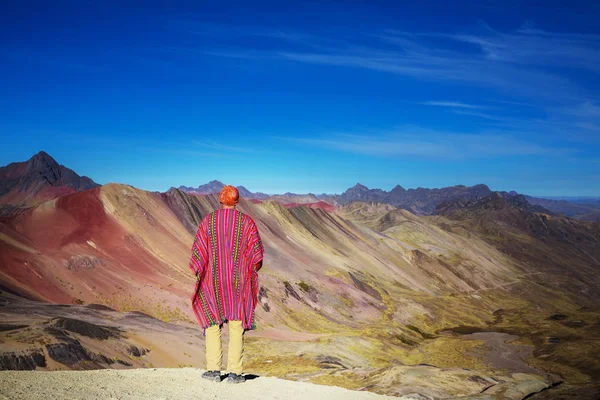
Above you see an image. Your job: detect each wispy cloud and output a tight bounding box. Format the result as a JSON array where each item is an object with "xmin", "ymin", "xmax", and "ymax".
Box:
[
  {"xmin": 43, "ymin": 132, "xmax": 256, "ymax": 158},
  {"xmin": 450, "ymin": 27, "xmax": 600, "ymax": 72},
  {"xmin": 420, "ymin": 101, "xmax": 490, "ymax": 109},
  {"xmin": 285, "ymin": 133, "xmax": 450, "ymax": 157},
  {"xmin": 278, "ymin": 127, "xmax": 572, "ymax": 159},
  {"xmin": 193, "ymin": 140, "xmax": 255, "ymax": 153},
  {"xmin": 420, "ymin": 100, "xmax": 539, "ymax": 123},
  {"xmin": 174, "ymin": 20, "xmax": 339, "ymax": 51},
  {"xmin": 156, "ymin": 21, "xmax": 600, "ymax": 148},
  {"xmin": 575, "ymin": 122, "xmax": 600, "ymax": 132},
  {"xmin": 197, "ymin": 23, "xmax": 597, "ymax": 103},
  {"xmin": 188, "ymin": 21, "xmax": 600, "ymax": 146},
  {"xmin": 451, "ymin": 109, "xmax": 506, "ymax": 121},
  {"xmin": 567, "ymin": 101, "xmax": 600, "ymax": 118}
]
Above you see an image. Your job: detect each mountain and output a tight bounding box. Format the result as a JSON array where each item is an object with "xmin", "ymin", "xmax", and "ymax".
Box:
[
  {"xmin": 335, "ymin": 183, "xmax": 492, "ymax": 214},
  {"xmin": 575, "ymin": 198, "xmax": 600, "ymax": 206},
  {"xmin": 335, "ymin": 195, "xmax": 600, "ymax": 396},
  {"xmin": 1, "ymin": 153, "xmax": 599, "ymax": 397},
  {"xmin": 0, "ymin": 151, "xmax": 99, "ymax": 210},
  {"xmin": 177, "ymin": 180, "xmax": 600, "ymax": 223},
  {"xmin": 337, "ymin": 183, "xmax": 388, "ymax": 204},
  {"xmin": 578, "ymin": 211, "xmax": 600, "ymax": 222},
  {"xmin": 435, "ymin": 191, "xmax": 547, "ymax": 215},
  {"xmin": 175, "ymin": 181, "xmax": 327, "ymax": 205},
  {"xmin": 268, "ymin": 192, "xmax": 321, "ymax": 204},
  {"xmin": 175, "ymin": 180, "xmax": 599, "ymax": 222},
  {"xmin": 283, "ymin": 200, "xmax": 336, "ymax": 213},
  {"xmin": 335, "ymin": 201, "xmax": 397, "ymax": 230},
  {"xmin": 176, "ymin": 179, "xmax": 225, "ymax": 195},
  {"xmin": 174, "ymin": 180, "xmax": 269, "ymax": 200},
  {"xmin": 433, "ymin": 192, "xmax": 600, "ymax": 298},
  {"xmin": 2, "ymin": 182, "xmax": 599, "ymax": 394},
  {"xmin": 524, "ymin": 195, "xmax": 600, "ymax": 220}
]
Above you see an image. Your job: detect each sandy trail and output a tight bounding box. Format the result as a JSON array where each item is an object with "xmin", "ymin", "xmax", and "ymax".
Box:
[{"xmin": 0, "ymin": 368, "xmax": 396, "ymax": 400}]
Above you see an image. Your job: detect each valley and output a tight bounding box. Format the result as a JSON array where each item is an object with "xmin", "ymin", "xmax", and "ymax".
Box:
[{"xmin": 0, "ymin": 153, "xmax": 599, "ymax": 398}]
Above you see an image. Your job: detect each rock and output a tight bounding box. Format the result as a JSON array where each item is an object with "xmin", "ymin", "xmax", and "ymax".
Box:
[
  {"xmin": 64, "ymin": 255, "xmax": 104, "ymax": 271},
  {"xmin": 46, "ymin": 341, "xmax": 119, "ymax": 368},
  {"xmin": 466, "ymin": 373, "xmax": 551, "ymax": 399},
  {"xmin": 0, "ymin": 350, "xmax": 46, "ymax": 370},
  {"xmin": 316, "ymin": 355, "xmax": 347, "ymax": 369},
  {"xmin": 397, "ymin": 395, "xmax": 431, "ymax": 400},
  {"xmin": 283, "ymin": 281, "xmax": 301, "ymax": 301},
  {"xmin": 50, "ymin": 317, "xmax": 120, "ymax": 340},
  {"xmin": 127, "ymin": 346, "xmax": 149, "ymax": 357},
  {"xmin": 0, "ymin": 324, "xmax": 28, "ymax": 332},
  {"xmin": 46, "ymin": 342, "xmax": 92, "ymax": 365},
  {"xmin": 348, "ymin": 272, "xmax": 382, "ymax": 302}
]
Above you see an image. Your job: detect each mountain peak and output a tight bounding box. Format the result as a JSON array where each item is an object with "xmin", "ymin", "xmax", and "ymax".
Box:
[
  {"xmin": 351, "ymin": 183, "xmax": 369, "ymax": 191},
  {"xmin": 436, "ymin": 191, "xmax": 537, "ymax": 216},
  {"xmin": 0, "ymin": 151, "xmax": 99, "ymax": 207},
  {"xmin": 174, "ymin": 181, "xmax": 269, "ymax": 200},
  {"xmin": 33, "ymin": 150, "xmax": 53, "ymax": 160},
  {"xmin": 29, "ymin": 150, "xmax": 60, "ymax": 169},
  {"xmin": 207, "ymin": 180, "xmax": 225, "ymax": 186},
  {"xmin": 471, "ymin": 183, "xmax": 491, "ymax": 192}
]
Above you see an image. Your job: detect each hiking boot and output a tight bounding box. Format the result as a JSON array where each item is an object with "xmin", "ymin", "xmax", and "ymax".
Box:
[
  {"xmin": 202, "ymin": 370, "xmax": 222, "ymax": 382},
  {"xmin": 226, "ymin": 373, "xmax": 245, "ymax": 383}
]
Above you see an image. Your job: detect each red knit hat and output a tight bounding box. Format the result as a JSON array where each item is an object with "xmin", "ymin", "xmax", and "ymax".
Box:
[{"xmin": 220, "ymin": 185, "xmax": 239, "ymax": 206}]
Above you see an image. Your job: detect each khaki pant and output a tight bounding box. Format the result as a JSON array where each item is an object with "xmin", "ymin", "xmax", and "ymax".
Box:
[{"xmin": 205, "ymin": 320, "xmax": 244, "ymax": 374}]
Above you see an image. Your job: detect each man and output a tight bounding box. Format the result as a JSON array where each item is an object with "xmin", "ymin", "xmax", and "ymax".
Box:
[{"xmin": 189, "ymin": 185, "xmax": 264, "ymax": 383}]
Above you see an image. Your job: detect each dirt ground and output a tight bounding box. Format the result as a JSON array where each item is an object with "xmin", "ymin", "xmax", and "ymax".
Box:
[{"xmin": 0, "ymin": 368, "xmax": 398, "ymax": 400}]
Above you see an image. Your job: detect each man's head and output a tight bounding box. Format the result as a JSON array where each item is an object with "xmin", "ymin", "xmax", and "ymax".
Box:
[{"xmin": 220, "ymin": 185, "xmax": 239, "ymax": 208}]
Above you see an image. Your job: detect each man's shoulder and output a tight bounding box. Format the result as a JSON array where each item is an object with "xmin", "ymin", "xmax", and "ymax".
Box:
[
  {"xmin": 200, "ymin": 209, "xmax": 257, "ymax": 227},
  {"xmin": 200, "ymin": 210, "xmax": 217, "ymax": 224},
  {"xmin": 237, "ymin": 210, "xmax": 257, "ymax": 226}
]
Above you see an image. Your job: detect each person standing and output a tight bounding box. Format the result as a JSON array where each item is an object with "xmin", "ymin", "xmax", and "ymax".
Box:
[{"xmin": 189, "ymin": 185, "xmax": 264, "ymax": 383}]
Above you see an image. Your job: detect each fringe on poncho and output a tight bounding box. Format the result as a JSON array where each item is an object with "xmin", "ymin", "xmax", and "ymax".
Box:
[{"xmin": 189, "ymin": 208, "xmax": 264, "ymax": 330}]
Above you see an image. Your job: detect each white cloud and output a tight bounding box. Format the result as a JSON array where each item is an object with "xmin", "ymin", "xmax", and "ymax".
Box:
[
  {"xmin": 452, "ymin": 109, "xmax": 506, "ymax": 121},
  {"xmin": 171, "ymin": 21, "xmax": 600, "ymax": 104},
  {"xmin": 175, "ymin": 21, "xmax": 600, "ymax": 144},
  {"xmin": 278, "ymin": 127, "xmax": 572, "ymax": 159},
  {"xmin": 193, "ymin": 140, "xmax": 255, "ymax": 153},
  {"xmin": 568, "ymin": 101, "xmax": 600, "ymax": 118},
  {"xmin": 420, "ymin": 101, "xmax": 490, "ymax": 109}
]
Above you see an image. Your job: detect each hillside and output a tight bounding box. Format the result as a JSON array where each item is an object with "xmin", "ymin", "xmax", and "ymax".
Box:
[
  {"xmin": 1, "ymin": 154, "xmax": 599, "ymax": 398},
  {"xmin": 335, "ymin": 183, "xmax": 493, "ymax": 214},
  {"xmin": 524, "ymin": 195, "xmax": 600, "ymax": 220},
  {"xmin": 172, "ymin": 178, "xmax": 600, "ymax": 222},
  {"xmin": 0, "ymin": 290, "xmax": 558, "ymax": 399}
]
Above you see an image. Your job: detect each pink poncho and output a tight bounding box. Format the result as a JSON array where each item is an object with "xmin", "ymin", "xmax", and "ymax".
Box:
[{"xmin": 189, "ymin": 208, "xmax": 264, "ymax": 330}]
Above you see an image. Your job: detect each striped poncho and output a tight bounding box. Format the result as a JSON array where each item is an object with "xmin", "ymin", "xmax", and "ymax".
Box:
[{"xmin": 189, "ymin": 208, "xmax": 264, "ymax": 330}]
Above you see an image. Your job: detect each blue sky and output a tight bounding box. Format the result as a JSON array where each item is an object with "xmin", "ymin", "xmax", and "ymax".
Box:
[{"xmin": 1, "ymin": 1, "xmax": 599, "ymax": 196}]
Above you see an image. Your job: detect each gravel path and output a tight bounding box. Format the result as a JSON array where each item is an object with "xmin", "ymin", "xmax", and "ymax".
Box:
[{"xmin": 0, "ymin": 368, "xmax": 397, "ymax": 400}]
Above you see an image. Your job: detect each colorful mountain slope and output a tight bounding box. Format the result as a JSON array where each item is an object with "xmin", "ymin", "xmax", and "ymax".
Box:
[
  {"xmin": 1, "ymin": 182, "xmax": 526, "ymax": 326},
  {"xmin": 1, "ymin": 154, "xmax": 600, "ymax": 397},
  {"xmin": 283, "ymin": 201, "xmax": 336, "ymax": 213}
]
